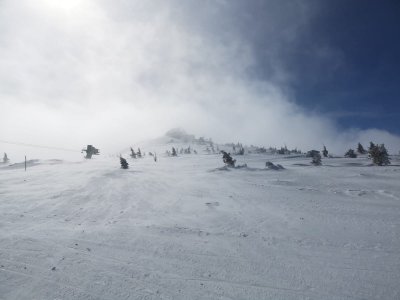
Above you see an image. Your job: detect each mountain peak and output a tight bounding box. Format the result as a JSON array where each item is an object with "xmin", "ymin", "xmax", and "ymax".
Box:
[{"xmin": 165, "ymin": 128, "xmax": 195, "ymax": 142}]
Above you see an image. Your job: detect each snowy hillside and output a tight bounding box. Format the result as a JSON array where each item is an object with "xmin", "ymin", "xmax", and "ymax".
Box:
[{"xmin": 0, "ymin": 141, "xmax": 400, "ymax": 299}]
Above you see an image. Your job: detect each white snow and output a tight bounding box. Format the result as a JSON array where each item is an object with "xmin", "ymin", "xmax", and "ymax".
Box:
[{"xmin": 0, "ymin": 145, "xmax": 399, "ymax": 299}]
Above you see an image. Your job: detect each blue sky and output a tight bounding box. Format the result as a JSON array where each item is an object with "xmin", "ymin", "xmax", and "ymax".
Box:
[
  {"xmin": 166, "ymin": 0, "xmax": 400, "ymax": 134},
  {"xmin": 293, "ymin": 1, "xmax": 399, "ymax": 134},
  {"xmin": 240, "ymin": 0, "xmax": 400, "ymax": 134}
]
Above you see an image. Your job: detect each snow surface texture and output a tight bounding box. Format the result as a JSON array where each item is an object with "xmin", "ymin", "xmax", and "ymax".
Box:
[{"xmin": 0, "ymin": 146, "xmax": 400, "ymax": 299}]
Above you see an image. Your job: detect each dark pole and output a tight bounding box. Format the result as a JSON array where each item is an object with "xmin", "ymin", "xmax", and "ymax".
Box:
[{"xmin": 25, "ymin": 155, "xmax": 26, "ymax": 171}]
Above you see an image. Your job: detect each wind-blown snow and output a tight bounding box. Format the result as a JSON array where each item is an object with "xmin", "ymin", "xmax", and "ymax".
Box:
[{"xmin": 0, "ymin": 147, "xmax": 399, "ymax": 299}]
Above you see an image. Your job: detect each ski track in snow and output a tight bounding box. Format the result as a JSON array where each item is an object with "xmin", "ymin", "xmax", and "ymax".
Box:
[{"xmin": 0, "ymin": 151, "xmax": 400, "ymax": 299}]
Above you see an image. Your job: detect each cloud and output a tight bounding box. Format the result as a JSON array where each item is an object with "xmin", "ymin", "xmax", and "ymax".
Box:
[{"xmin": 0, "ymin": 0, "xmax": 399, "ymax": 161}]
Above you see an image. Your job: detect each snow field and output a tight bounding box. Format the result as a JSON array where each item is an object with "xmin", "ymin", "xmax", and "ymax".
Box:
[{"xmin": 0, "ymin": 151, "xmax": 399, "ymax": 299}]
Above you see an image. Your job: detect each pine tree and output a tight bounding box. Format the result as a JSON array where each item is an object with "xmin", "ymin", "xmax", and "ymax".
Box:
[
  {"xmin": 171, "ymin": 147, "xmax": 177, "ymax": 157},
  {"xmin": 210, "ymin": 145, "xmax": 215, "ymax": 153},
  {"xmin": 357, "ymin": 143, "xmax": 366, "ymax": 154},
  {"xmin": 221, "ymin": 150, "xmax": 236, "ymax": 167},
  {"xmin": 137, "ymin": 148, "xmax": 142, "ymax": 158},
  {"xmin": 3, "ymin": 153, "xmax": 9, "ymax": 163},
  {"xmin": 368, "ymin": 143, "xmax": 390, "ymax": 166},
  {"xmin": 311, "ymin": 152, "xmax": 322, "ymax": 166},
  {"xmin": 368, "ymin": 142, "xmax": 376, "ymax": 153},
  {"xmin": 82, "ymin": 145, "xmax": 100, "ymax": 159},
  {"xmin": 322, "ymin": 146, "xmax": 328, "ymax": 158},
  {"xmin": 130, "ymin": 147, "xmax": 137, "ymax": 159},
  {"xmin": 345, "ymin": 149, "xmax": 357, "ymax": 158},
  {"xmin": 120, "ymin": 157, "xmax": 129, "ymax": 169}
]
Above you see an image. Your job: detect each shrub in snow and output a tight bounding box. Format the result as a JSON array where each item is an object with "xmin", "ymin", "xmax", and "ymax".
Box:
[
  {"xmin": 306, "ymin": 150, "xmax": 320, "ymax": 158},
  {"xmin": 120, "ymin": 157, "xmax": 129, "ymax": 169},
  {"xmin": 357, "ymin": 143, "xmax": 367, "ymax": 154},
  {"xmin": 368, "ymin": 143, "xmax": 390, "ymax": 166},
  {"xmin": 311, "ymin": 152, "xmax": 322, "ymax": 166},
  {"xmin": 345, "ymin": 149, "xmax": 357, "ymax": 158},
  {"xmin": 82, "ymin": 145, "xmax": 100, "ymax": 159},
  {"xmin": 277, "ymin": 146, "xmax": 289, "ymax": 155},
  {"xmin": 236, "ymin": 147, "xmax": 245, "ymax": 155},
  {"xmin": 266, "ymin": 161, "xmax": 284, "ymax": 170},
  {"xmin": 130, "ymin": 147, "xmax": 137, "ymax": 159},
  {"xmin": 211, "ymin": 145, "xmax": 216, "ymax": 153},
  {"xmin": 291, "ymin": 148, "xmax": 302, "ymax": 154},
  {"xmin": 254, "ymin": 147, "xmax": 267, "ymax": 154},
  {"xmin": 322, "ymin": 146, "xmax": 328, "ymax": 158},
  {"xmin": 221, "ymin": 150, "xmax": 236, "ymax": 167}
]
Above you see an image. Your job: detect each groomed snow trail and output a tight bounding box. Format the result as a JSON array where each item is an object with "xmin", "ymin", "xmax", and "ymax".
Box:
[{"xmin": 1, "ymin": 153, "xmax": 399, "ymax": 299}]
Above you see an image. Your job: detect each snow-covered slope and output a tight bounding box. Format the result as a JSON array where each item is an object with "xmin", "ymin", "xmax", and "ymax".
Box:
[{"xmin": 1, "ymin": 148, "xmax": 399, "ymax": 299}]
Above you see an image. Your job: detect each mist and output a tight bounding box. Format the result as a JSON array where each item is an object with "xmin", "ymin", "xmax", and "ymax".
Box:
[{"xmin": 1, "ymin": 0, "xmax": 399, "ymax": 161}]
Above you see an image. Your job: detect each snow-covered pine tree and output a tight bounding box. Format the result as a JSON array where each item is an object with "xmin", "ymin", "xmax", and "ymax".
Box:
[
  {"xmin": 130, "ymin": 147, "xmax": 137, "ymax": 159},
  {"xmin": 137, "ymin": 148, "xmax": 142, "ymax": 158},
  {"xmin": 221, "ymin": 150, "xmax": 236, "ymax": 167},
  {"xmin": 3, "ymin": 153, "xmax": 9, "ymax": 163},
  {"xmin": 311, "ymin": 152, "xmax": 322, "ymax": 166},
  {"xmin": 368, "ymin": 142, "xmax": 376, "ymax": 153},
  {"xmin": 322, "ymin": 146, "xmax": 328, "ymax": 158},
  {"xmin": 211, "ymin": 145, "xmax": 215, "ymax": 153},
  {"xmin": 368, "ymin": 143, "xmax": 390, "ymax": 166},
  {"xmin": 82, "ymin": 145, "xmax": 100, "ymax": 159},
  {"xmin": 357, "ymin": 143, "xmax": 367, "ymax": 154},
  {"xmin": 120, "ymin": 157, "xmax": 129, "ymax": 169},
  {"xmin": 345, "ymin": 149, "xmax": 357, "ymax": 158},
  {"xmin": 171, "ymin": 147, "xmax": 177, "ymax": 157}
]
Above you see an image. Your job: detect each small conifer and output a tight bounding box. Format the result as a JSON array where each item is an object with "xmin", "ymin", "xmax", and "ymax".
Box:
[
  {"xmin": 120, "ymin": 157, "xmax": 129, "ymax": 169},
  {"xmin": 345, "ymin": 149, "xmax": 357, "ymax": 158},
  {"xmin": 322, "ymin": 146, "xmax": 328, "ymax": 158},
  {"xmin": 368, "ymin": 143, "xmax": 390, "ymax": 166},
  {"xmin": 221, "ymin": 151, "xmax": 236, "ymax": 167},
  {"xmin": 311, "ymin": 152, "xmax": 322, "ymax": 166},
  {"xmin": 357, "ymin": 143, "xmax": 366, "ymax": 154}
]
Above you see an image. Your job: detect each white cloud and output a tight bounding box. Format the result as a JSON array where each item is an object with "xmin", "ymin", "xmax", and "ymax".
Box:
[{"xmin": 1, "ymin": 0, "xmax": 399, "ymax": 161}]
